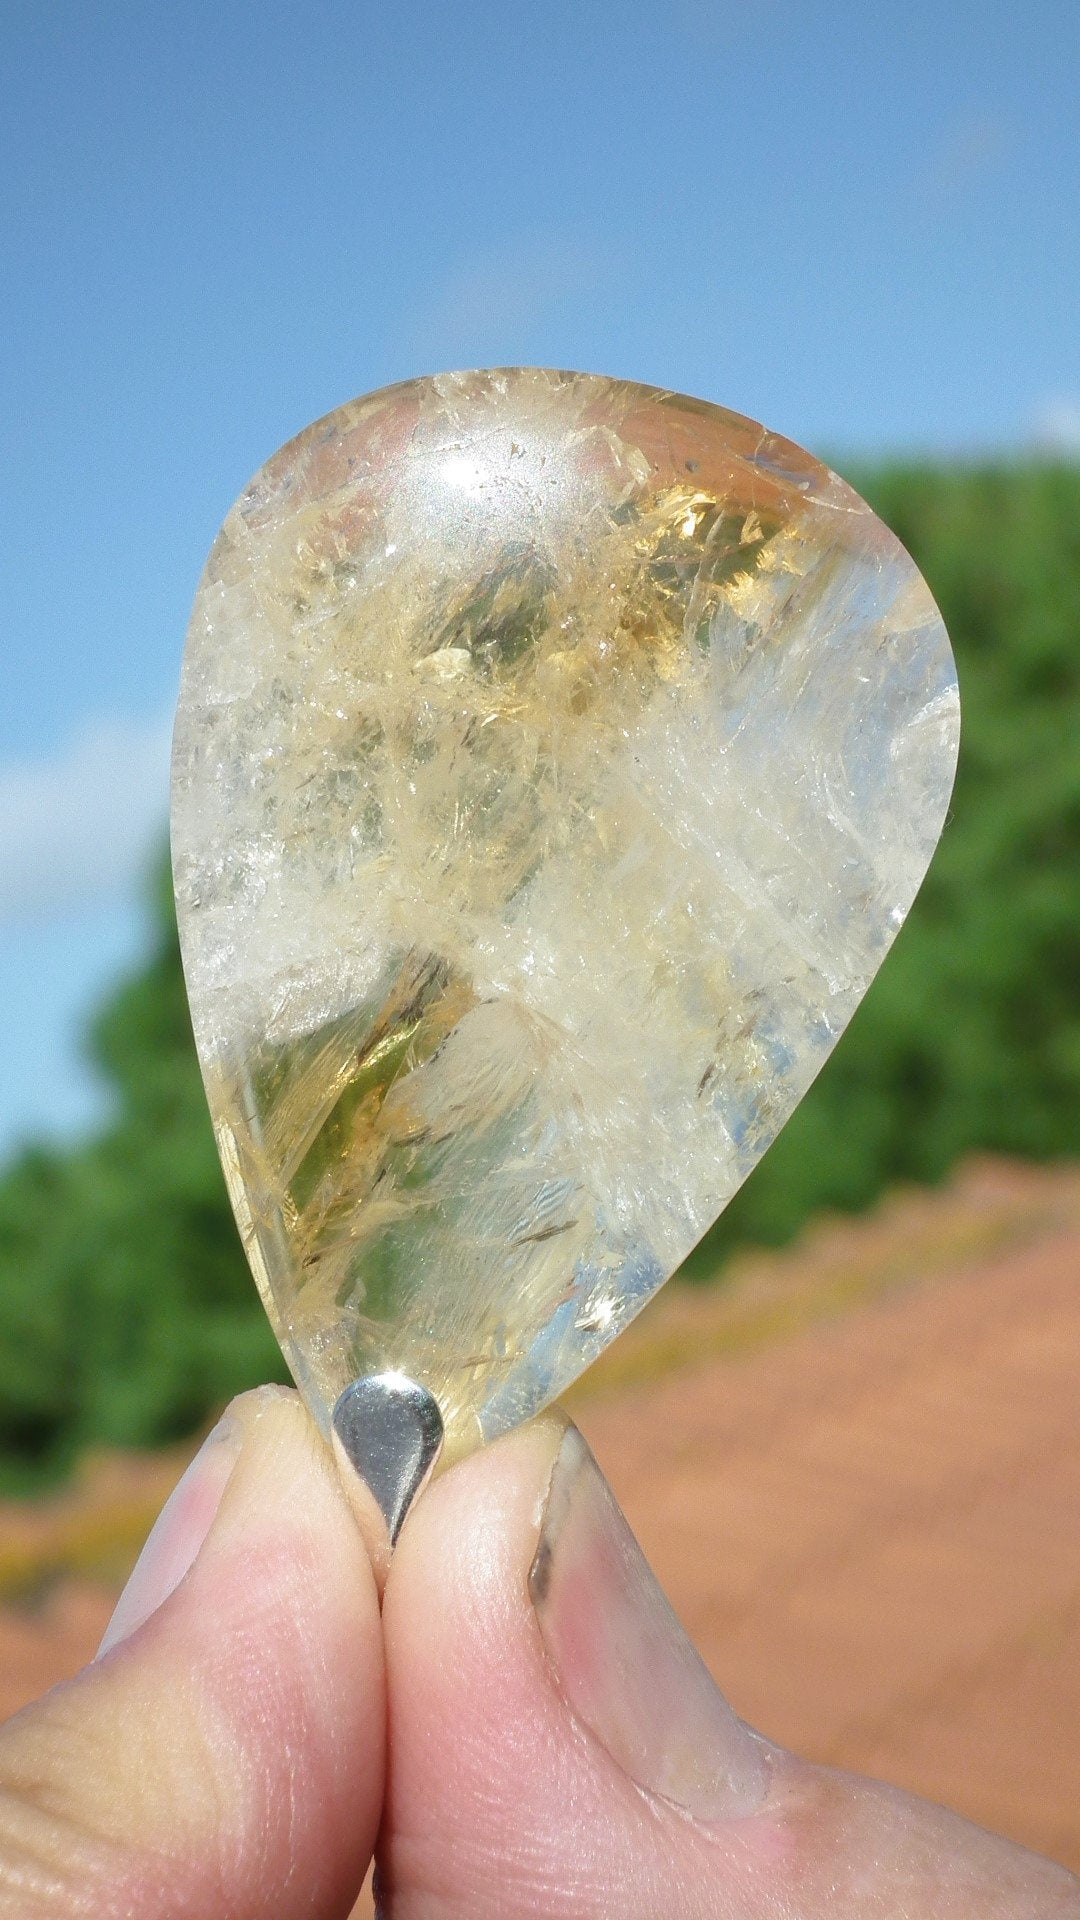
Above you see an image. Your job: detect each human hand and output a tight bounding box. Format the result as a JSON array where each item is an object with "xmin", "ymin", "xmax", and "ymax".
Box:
[{"xmin": 0, "ymin": 1386, "xmax": 1075, "ymax": 1916}]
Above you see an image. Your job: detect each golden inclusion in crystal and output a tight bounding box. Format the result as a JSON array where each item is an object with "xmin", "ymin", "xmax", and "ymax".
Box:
[{"xmin": 171, "ymin": 370, "xmax": 958, "ymax": 1460}]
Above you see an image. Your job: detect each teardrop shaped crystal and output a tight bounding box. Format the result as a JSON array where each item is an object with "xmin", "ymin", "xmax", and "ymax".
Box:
[{"xmin": 172, "ymin": 370, "xmax": 958, "ymax": 1461}]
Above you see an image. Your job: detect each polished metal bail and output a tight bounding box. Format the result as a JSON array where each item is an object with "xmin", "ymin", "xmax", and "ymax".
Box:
[{"xmin": 331, "ymin": 1372, "xmax": 443, "ymax": 1578}]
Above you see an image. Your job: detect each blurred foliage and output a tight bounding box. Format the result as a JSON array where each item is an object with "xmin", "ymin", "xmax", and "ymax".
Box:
[
  {"xmin": 0, "ymin": 463, "xmax": 1077, "ymax": 1478},
  {"xmin": 0, "ymin": 863, "xmax": 287, "ymax": 1485}
]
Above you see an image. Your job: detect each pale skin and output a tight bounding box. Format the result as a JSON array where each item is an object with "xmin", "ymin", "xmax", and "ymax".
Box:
[{"xmin": 0, "ymin": 1387, "xmax": 1076, "ymax": 1917}]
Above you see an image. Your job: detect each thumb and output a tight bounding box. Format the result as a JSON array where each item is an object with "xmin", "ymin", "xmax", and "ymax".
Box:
[
  {"xmin": 380, "ymin": 1419, "xmax": 1079, "ymax": 1919},
  {"xmin": 0, "ymin": 1387, "xmax": 384, "ymax": 1919}
]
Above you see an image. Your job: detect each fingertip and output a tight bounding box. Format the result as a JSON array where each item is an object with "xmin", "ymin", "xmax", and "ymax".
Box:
[
  {"xmin": 383, "ymin": 1416, "xmax": 1080, "ymax": 1920},
  {"xmin": 379, "ymin": 1415, "xmax": 669, "ymax": 1917},
  {"xmin": 387, "ymin": 1411, "xmax": 568, "ymax": 1621},
  {"xmin": 0, "ymin": 1384, "xmax": 386, "ymax": 1919},
  {"xmin": 166, "ymin": 1383, "xmax": 386, "ymax": 1885}
]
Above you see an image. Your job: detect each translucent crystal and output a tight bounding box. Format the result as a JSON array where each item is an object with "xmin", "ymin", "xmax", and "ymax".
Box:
[{"xmin": 172, "ymin": 370, "xmax": 958, "ymax": 1460}]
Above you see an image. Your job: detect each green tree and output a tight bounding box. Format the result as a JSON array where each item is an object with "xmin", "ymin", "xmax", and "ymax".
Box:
[{"xmin": 0, "ymin": 864, "xmax": 283, "ymax": 1483}]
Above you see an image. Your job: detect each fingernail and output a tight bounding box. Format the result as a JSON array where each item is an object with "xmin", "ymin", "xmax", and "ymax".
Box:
[
  {"xmin": 529, "ymin": 1426, "xmax": 770, "ymax": 1821},
  {"xmin": 98, "ymin": 1412, "xmax": 243, "ymax": 1656}
]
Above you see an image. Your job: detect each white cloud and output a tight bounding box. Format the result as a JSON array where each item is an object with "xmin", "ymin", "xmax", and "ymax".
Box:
[
  {"xmin": 0, "ymin": 714, "xmax": 173, "ymax": 926},
  {"xmin": 1031, "ymin": 396, "xmax": 1080, "ymax": 457}
]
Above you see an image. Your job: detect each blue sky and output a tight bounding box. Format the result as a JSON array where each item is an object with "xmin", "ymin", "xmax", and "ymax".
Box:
[{"xmin": 1, "ymin": 0, "xmax": 1078, "ymax": 1157}]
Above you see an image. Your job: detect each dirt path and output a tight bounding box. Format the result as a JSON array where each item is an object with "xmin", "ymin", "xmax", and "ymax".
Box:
[
  {"xmin": 572, "ymin": 1157, "xmax": 1080, "ymax": 1870},
  {"xmin": 1, "ymin": 1156, "xmax": 1077, "ymax": 1880}
]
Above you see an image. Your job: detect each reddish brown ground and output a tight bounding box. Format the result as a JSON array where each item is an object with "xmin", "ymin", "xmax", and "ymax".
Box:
[{"xmin": 0, "ymin": 1156, "xmax": 1077, "ymax": 1891}]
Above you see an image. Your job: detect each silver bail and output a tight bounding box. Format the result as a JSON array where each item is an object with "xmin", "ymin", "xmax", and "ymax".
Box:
[{"xmin": 331, "ymin": 1372, "xmax": 444, "ymax": 1585}]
